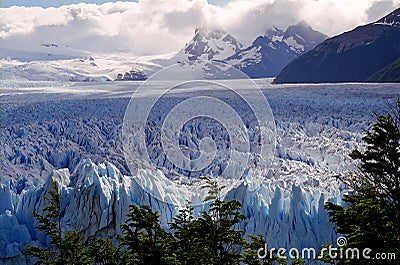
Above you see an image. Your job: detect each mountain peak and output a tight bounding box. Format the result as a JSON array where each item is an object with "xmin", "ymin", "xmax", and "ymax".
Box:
[
  {"xmin": 285, "ymin": 21, "xmax": 327, "ymax": 46},
  {"xmin": 285, "ymin": 20, "xmax": 315, "ymax": 36},
  {"xmin": 175, "ymin": 27, "xmax": 242, "ymax": 62},
  {"xmin": 264, "ymin": 26, "xmax": 284, "ymax": 38},
  {"xmin": 193, "ymin": 27, "xmax": 228, "ymax": 39},
  {"xmin": 225, "ymin": 23, "xmax": 326, "ymax": 78},
  {"xmin": 172, "ymin": 22, "xmax": 326, "ymax": 78},
  {"xmin": 293, "ymin": 20, "xmax": 312, "ymax": 29}
]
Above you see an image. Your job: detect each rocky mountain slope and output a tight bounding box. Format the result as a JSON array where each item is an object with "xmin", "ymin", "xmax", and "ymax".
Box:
[
  {"xmin": 169, "ymin": 22, "xmax": 326, "ymax": 78},
  {"xmin": 226, "ymin": 21, "xmax": 326, "ymax": 78},
  {"xmin": 274, "ymin": 8, "xmax": 400, "ymax": 83},
  {"xmin": 367, "ymin": 57, "xmax": 400, "ymax": 82},
  {"xmin": 173, "ymin": 28, "xmax": 243, "ymax": 62}
]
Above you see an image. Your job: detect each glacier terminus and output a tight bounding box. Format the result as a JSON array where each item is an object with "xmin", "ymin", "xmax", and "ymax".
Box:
[{"xmin": 0, "ymin": 78, "xmax": 399, "ymax": 264}]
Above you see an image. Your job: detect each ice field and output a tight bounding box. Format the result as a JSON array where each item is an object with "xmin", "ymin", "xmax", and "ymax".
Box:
[{"xmin": 1, "ymin": 79, "xmax": 399, "ymax": 263}]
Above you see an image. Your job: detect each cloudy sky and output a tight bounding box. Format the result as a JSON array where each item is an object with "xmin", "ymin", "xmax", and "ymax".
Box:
[{"xmin": 1, "ymin": 0, "xmax": 399, "ymax": 56}]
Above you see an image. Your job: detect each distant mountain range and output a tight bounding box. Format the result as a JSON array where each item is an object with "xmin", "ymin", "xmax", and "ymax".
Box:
[
  {"xmin": 166, "ymin": 21, "xmax": 326, "ymax": 79},
  {"xmin": 274, "ymin": 8, "xmax": 400, "ymax": 83},
  {"xmin": 1, "ymin": 22, "xmax": 325, "ymax": 82},
  {"xmin": 226, "ymin": 21, "xmax": 326, "ymax": 78},
  {"xmin": 6, "ymin": 7, "xmax": 400, "ymax": 84}
]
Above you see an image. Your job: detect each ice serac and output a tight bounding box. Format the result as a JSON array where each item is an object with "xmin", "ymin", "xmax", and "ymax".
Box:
[
  {"xmin": 0, "ymin": 156, "xmax": 342, "ymax": 264},
  {"xmin": 2, "ymin": 82, "xmax": 398, "ymax": 264},
  {"xmin": 0, "ymin": 159, "xmax": 178, "ymax": 263}
]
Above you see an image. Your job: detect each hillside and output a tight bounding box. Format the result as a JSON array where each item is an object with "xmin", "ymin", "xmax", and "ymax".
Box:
[{"xmin": 274, "ymin": 8, "xmax": 400, "ymax": 83}]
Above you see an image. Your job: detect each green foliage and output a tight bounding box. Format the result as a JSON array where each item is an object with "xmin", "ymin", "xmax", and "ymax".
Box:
[
  {"xmin": 349, "ymin": 109, "xmax": 400, "ymax": 206},
  {"xmin": 198, "ymin": 177, "xmax": 247, "ymax": 264},
  {"xmin": 242, "ymin": 234, "xmax": 276, "ymax": 265},
  {"xmin": 119, "ymin": 204, "xmax": 178, "ymax": 265},
  {"xmin": 86, "ymin": 237, "xmax": 123, "ymax": 265},
  {"xmin": 168, "ymin": 177, "xmax": 294, "ymax": 265},
  {"xmin": 61, "ymin": 231, "xmax": 92, "ymax": 265},
  {"xmin": 168, "ymin": 177, "xmax": 248, "ymax": 265},
  {"xmin": 26, "ymin": 181, "xmax": 92, "ymax": 264},
  {"xmin": 289, "ymin": 259, "xmax": 305, "ymax": 265},
  {"xmin": 25, "ymin": 180, "xmax": 64, "ymax": 265},
  {"xmin": 317, "ymin": 243, "xmax": 338, "ymax": 265},
  {"xmin": 242, "ymin": 234, "xmax": 305, "ymax": 265},
  {"xmin": 119, "ymin": 177, "xmax": 298, "ymax": 265},
  {"xmin": 324, "ymin": 101, "xmax": 400, "ymax": 265},
  {"xmin": 169, "ymin": 201, "xmax": 207, "ymax": 264}
]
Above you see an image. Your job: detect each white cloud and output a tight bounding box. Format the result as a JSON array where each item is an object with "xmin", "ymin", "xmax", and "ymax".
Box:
[{"xmin": 0, "ymin": 0, "xmax": 398, "ymax": 56}]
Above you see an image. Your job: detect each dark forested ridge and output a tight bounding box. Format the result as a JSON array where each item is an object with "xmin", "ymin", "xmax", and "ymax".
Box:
[{"xmin": 274, "ymin": 8, "xmax": 400, "ymax": 83}]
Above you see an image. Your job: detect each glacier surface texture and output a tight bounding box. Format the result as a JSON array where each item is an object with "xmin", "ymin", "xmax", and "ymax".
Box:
[{"xmin": 0, "ymin": 80, "xmax": 399, "ymax": 264}]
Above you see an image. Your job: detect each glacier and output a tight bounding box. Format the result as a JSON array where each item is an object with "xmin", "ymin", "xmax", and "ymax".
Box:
[{"xmin": 1, "ymin": 79, "xmax": 399, "ymax": 264}]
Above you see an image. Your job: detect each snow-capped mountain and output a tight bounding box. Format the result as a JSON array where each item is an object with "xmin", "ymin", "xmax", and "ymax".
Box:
[
  {"xmin": 166, "ymin": 23, "xmax": 326, "ymax": 78},
  {"xmin": 173, "ymin": 28, "xmax": 243, "ymax": 63},
  {"xmin": 227, "ymin": 21, "xmax": 327, "ymax": 78},
  {"xmin": 159, "ymin": 28, "xmax": 245, "ymax": 79},
  {"xmin": 1, "ymin": 23, "xmax": 325, "ymax": 82}
]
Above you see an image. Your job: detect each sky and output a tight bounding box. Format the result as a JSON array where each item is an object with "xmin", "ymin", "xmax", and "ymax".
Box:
[
  {"xmin": 0, "ymin": 0, "xmax": 230, "ymax": 8},
  {"xmin": 0, "ymin": 0, "xmax": 399, "ymax": 56}
]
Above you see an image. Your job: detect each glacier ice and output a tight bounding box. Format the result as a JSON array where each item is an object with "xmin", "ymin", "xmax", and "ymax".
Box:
[
  {"xmin": 1, "ymin": 80, "xmax": 399, "ymax": 263},
  {"xmin": 0, "ymin": 158, "xmax": 343, "ymax": 262}
]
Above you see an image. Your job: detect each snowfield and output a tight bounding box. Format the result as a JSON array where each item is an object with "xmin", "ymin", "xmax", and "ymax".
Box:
[
  {"xmin": 0, "ymin": 55, "xmax": 162, "ymax": 82},
  {"xmin": 0, "ymin": 79, "xmax": 399, "ymax": 264}
]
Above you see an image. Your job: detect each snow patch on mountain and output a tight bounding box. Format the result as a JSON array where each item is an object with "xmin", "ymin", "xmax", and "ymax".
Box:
[
  {"xmin": 284, "ymin": 36, "xmax": 305, "ymax": 52},
  {"xmin": 172, "ymin": 28, "xmax": 242, "ymax": 63},
  {"xmin": 374, "ymin": 8, "xmax": 400, "ymax": 27},
  {"xmin": 225, "ymin": 22, "xmax": 327, "ymax": 78}
]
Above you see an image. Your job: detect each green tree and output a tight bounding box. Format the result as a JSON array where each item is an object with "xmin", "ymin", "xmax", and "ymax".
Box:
[
  {"xmin": 86, "ymin": 237, "xmax": 123, "ymax": 265},
  {"xmin": 26, "ymin": 181, "xmax": 62, "ymax": 264},
  {"xmin": 168, "ymin": 178, "xmax": 303, "ymax": 265},
  {"xmin": 119, "ymin": 204, "xmax": 178, "ymax": 265},
  {"xmin": 61, "ymin": 231, "xmax": 92, "ymax": 265},
  {"xmin": 25, "ymin": 181, "xmax": 90, "ymax": 265},
  {"xmin": 169, "ymin": 201, "xmax": 208, "ymax": 264},
  {"xmin": 325, "ymin": 101, "xmax": 400, "ymax": 265},
  {"xmin": 242, "ymin": 234, "xmax": 277, "ymax": 265},
  {"xmin": 197, "ymin": 177, "xmax": 247, "ymax": 265}
]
